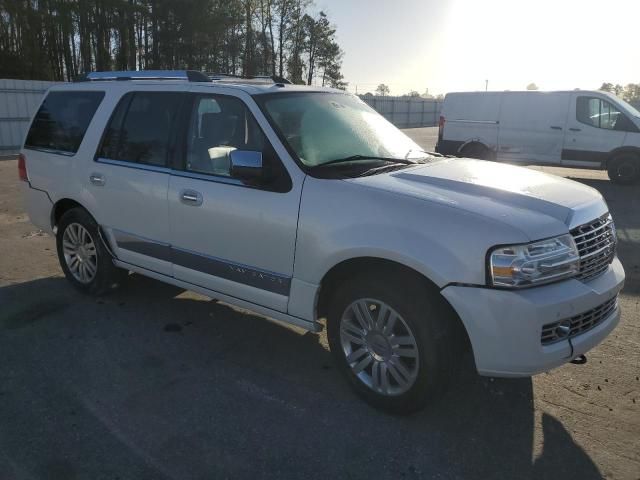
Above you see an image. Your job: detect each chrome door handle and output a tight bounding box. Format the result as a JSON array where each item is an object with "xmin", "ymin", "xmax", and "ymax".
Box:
[
  {"xmin": 89, "ymin": 173, "xmax": 105, "ymax": 186},
  {"xmin": 180, "ymin": 190, "xmax": 203, "ymax": 206}
]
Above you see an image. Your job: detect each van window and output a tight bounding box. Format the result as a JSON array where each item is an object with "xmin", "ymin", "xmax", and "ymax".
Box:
[
  {"xmin": 576, "ymin": 96, "xmax": 626, "ymax": 131},
  {"xmin": 186, "ymin": 95, "xmax": 267, "ymax": 177},
  {"xmin": 99, "ymin": 92, "xmax": 182, "ymax": 167},
  {"xmin": 25, "ymin": 91, "xmax": 104, "ymax": 155}
]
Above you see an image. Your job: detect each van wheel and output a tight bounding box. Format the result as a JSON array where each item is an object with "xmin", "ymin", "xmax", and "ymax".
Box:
[
  {"xmin": 607, "ymin": 153, "xmax": 639, "ymax": 184},
  {"xmin": 56, "ymin": 207, "xmax": 126, "ymax": 295},
  {"xmin": 460, "ymin": 143, "xmax": 490, "ymax": 160},
  {"xmin": 326, "ymin": 273, "xmax": 458, "ymax": 415}
]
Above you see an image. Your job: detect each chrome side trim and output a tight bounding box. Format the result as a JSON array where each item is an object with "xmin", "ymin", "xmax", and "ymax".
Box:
[
  {"xmin": 171, "ymin": 170, "xmax": 245, "ymax": 186},
  {"xmin": 24, "ymin": 146, "xmax": 76, "ymax": 157},
  {"xmin": 96, "ymin": 157, "xmax": 172, "ymax": 174},
  {"xmin": 111, "ymin": 229, "xmax": 291, "ymax": 295},
  {"xmin": 172, "ymin": 246, "xmax": 291, "ymax": 296},
  {"xmin": 112, "ymin": 229, "xmax": 172, "ymax": 262},
  {"xmin": 95, "ymin": 157, "xmax": 250, "ymax": 187}
]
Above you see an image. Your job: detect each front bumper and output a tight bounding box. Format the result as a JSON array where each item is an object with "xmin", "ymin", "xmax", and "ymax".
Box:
[{"xmin": 441, "ymin": 257, "xmax": 625, "ymax": 377}]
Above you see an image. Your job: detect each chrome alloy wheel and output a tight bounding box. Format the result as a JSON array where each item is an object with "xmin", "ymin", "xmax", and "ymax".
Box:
[
  {"xmin": 340, "ymin": 299, "xmax": 419, "ymax": 396},
  {"xmin": 62, "ymin": 223, "xmax": 98, "ymax": 284}
]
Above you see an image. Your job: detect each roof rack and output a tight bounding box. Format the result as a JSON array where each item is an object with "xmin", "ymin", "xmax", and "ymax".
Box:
[
  {"xmin": 207, "ymin": 73, "xmax": 292, "ymax": 85},
  {"xmin": 76, "ymin": 70, "xmax": 211, "ymax": 82}
]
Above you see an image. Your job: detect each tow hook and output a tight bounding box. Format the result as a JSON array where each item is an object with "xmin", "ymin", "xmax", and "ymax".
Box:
[{"xmin": 570, "ymin": 354, "xmax": 587, "ymax": 365}]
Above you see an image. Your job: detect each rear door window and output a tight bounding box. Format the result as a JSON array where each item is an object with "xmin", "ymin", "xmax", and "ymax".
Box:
[
  {"xmin": 25, "ymin": 91, "xmax": 105, "ymax": 155},
  {"xmin": 99, "ymin": 92, "xmax": 183, "ymax": 167}
]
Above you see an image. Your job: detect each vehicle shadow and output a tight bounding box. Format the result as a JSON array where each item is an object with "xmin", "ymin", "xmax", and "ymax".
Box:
[{"xmin": 0, "ymin": 275, "xmax": 603, "ymax": 480}]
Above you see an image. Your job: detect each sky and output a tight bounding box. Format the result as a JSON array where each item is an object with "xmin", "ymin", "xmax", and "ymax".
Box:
[{"xmin": 314, "ymin": 0, "xmax": 640, "ymax": 96}]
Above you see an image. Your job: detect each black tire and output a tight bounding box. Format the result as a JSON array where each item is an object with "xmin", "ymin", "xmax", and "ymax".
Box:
[
  {"xmin": 460, "ymin": 142, "xmax": 490, "ymax": 160},
  {"xmin": 326, "ymin": 271, "xmax": 460, "ymax": 415},
  {"xmin": 607, "ymin": 153, "xmax": 640, "ymax": 185},
  {"xmin": 56, "ymin": 207, "xmax": 126, "ymax": 295}
]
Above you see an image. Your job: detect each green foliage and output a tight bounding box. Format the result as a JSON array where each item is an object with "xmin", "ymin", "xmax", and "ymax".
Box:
[
  {"xmin": 375, "ymin": 84, "xmax": 390, "ymax": 96},
  {"xmin": 0, "ymin": 0, "xmax": 345, "ymax": 85},
  {"xmin": 600, "ymin": 82, "xmax": 640, "ymax": 103}
]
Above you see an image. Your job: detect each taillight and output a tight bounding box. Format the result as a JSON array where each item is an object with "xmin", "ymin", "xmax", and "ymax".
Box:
[
  {"xmin": 438, "ymin": 115, "xmax": 445, "ymax": 140},
  {"xmin": 18, "ymin": 153, "xmax": 28, "ymax": 182}
]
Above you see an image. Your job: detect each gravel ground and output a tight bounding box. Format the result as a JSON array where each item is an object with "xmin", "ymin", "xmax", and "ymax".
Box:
[{"xmin": 0, "ymin": 131, "xmax": 638, "ymax": 479}]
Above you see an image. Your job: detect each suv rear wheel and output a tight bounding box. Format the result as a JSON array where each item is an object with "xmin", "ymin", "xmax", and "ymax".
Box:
[
  {"xmin": 327, "ymin": 273, "xmax": 459, "ymax": 414},
  {"xmin": 56, "ymin": 207, "xmax": 126, "ymax": 295},
  {"xmin": 607, "ymin": 153, "xmax": 640, "ymax": 185}
]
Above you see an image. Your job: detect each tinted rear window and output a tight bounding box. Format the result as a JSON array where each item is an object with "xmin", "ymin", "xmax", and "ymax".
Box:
[
  {"xmin": 25, "ymin": 91, "xmax": 104, "ymax": 154},
  {"xmin": 98, "ymin": 92, "xmax": 183, "ymax": 167}
]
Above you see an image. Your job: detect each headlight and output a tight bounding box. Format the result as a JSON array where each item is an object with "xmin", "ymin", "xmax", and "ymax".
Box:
[{"xmin": 488, "ymin": 234, "xmax": 580, "ymax": 288}]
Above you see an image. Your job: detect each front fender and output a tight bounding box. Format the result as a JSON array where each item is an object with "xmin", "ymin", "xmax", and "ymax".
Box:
[{"xmin": 294, "ymin": 176, "xmax": 529, "ymax": 288}]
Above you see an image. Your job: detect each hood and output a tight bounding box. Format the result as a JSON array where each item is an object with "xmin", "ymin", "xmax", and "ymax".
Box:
[{"xmin": 346, "ymin": 158, "xmax": 607, "ymax": 240}]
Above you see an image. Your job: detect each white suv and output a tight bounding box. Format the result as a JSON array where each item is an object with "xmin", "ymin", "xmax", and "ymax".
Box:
[{"xmin": 20, "ymin": 70, "xmax": 625, "ymax": 413}]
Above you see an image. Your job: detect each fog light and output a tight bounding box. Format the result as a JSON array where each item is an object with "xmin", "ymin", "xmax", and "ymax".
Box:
[{"xmin": 555, "ymin": 320, "xmax": 571, "ymax": 338}]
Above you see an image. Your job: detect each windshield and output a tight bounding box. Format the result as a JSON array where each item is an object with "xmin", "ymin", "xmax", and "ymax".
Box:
[
  {"xmin": 602, "ymin": 91, "xmax": 640, "ymax": 118},
  {"xmin": 257, "ymin": 92, "xmax": 427, "ymax": 167},
  {"xmin": 618, "ymin": 97, "xmax": 640, "ymax": 118}
]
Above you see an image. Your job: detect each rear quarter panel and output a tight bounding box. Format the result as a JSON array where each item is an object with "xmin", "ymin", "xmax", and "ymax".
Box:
[{"xmin": 21, "ymin": 84, "xmax": 112, "ymax": 223}]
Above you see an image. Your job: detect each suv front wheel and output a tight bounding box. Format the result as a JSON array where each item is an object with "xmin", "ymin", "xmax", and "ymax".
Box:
[
  {"xmin": 56, "ymin": 207, "xmax": 126, "ymax": 295},
  {"xmin": 327, "ymin": 272, "xmax": 459, "ymax": 414}
]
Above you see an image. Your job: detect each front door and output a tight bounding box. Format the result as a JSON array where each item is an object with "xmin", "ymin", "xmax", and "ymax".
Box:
[
  {"xmin": 562, "ymin": 94, "xmax": 628, "ymax": 167},
  {"xmin": 168, "ymin": 93, "xmax": 301, "ymax": 312},
  {"xmin": 88, "ymin": 89, "xmax": 185, "ymax": 276}
]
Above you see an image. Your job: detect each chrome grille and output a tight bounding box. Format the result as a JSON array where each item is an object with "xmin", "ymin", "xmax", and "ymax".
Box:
[
  {"xmin": 571, "ymin": 213, "xmax": 616, "ymax": 281},
  {"xmin": 541, "ymin": 296, "xmax": 618, "ymax": 345}
]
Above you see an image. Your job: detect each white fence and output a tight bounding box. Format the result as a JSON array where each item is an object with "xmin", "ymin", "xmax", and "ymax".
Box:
[
  {"xmin": 0, "ymin": 79, "xmax": 60, "ymax": 157},
  {"xmin": 359, "ymin": 95, "xmax": 443, "ymax": 128},
  {"xmin": 2, "ymin": 80, "xmax": 637, "ymax": 157}
]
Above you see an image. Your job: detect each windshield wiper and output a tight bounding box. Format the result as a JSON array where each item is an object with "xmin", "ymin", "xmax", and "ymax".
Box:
[{"xmin": 312, "ymin": 155, "xmax": 417, "ymax": 168}]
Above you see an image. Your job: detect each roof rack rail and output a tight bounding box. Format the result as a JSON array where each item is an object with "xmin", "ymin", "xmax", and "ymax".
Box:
[
  {"xmin": 207, "ymin": 72, "xmax": 292, "ymax": 85},
  {"xmin": 76, "ymin": 70, "xmax": 211, "ymax": 82}
]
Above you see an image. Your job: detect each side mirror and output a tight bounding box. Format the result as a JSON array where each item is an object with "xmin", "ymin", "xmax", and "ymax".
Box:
[{"xmin": 230, "ymin": 150, "xmax": 263, "ymax": 182}]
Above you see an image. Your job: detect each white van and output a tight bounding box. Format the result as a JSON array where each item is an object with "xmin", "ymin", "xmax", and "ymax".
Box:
[{"xmin": 436, "ymin": 90, "xmax": 640, "ymax": 184}]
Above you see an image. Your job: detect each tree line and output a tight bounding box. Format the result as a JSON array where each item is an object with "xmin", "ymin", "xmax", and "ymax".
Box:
[
  {"xmin": 599, "ymin": 83, "xmax": 640, "ymax": 103},
  {"xmin": 0, "ymin": 0, "xmax": 346, "ymax": 87}
]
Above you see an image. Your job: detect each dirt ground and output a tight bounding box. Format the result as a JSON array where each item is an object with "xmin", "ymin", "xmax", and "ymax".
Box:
[{"xmin": 0, "ymin": 132, "xmax": 638, "ymax": 479}]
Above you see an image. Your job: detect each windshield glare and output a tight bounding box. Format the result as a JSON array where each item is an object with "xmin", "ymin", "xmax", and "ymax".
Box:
[
  {"xmin": 605, "ymin": 92, "xmax": 640, "ymax": 118},
  {"xmin": 259, "ymin": 93, "xmax": 426, "ymax": 167},
  {"xmin": 620, "ymin": 98, "xmax": 640, "ymax": 118}
]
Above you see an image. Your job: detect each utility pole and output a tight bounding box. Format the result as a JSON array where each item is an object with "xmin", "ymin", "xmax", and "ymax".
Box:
[{"xmin": 485, "ymin": 79, "xmax": 488, "ymax": 91}]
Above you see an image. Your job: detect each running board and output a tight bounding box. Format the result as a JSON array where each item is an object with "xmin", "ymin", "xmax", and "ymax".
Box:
[{"xmin": 113, "ymin": 259, "xmax": 321, "ymax": 333}]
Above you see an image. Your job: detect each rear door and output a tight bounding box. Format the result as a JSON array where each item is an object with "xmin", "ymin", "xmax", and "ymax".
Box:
[
  {"xmin": 87, "ymin": 89, "xmax": 185, "ymax": 275},
  {"xmin": 497, "ymin": 92, "xmax": 570, "ymax": 164},
  {"xmin": 562, "ymin": 94, "xmax": 628, "ymax": 167}
]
